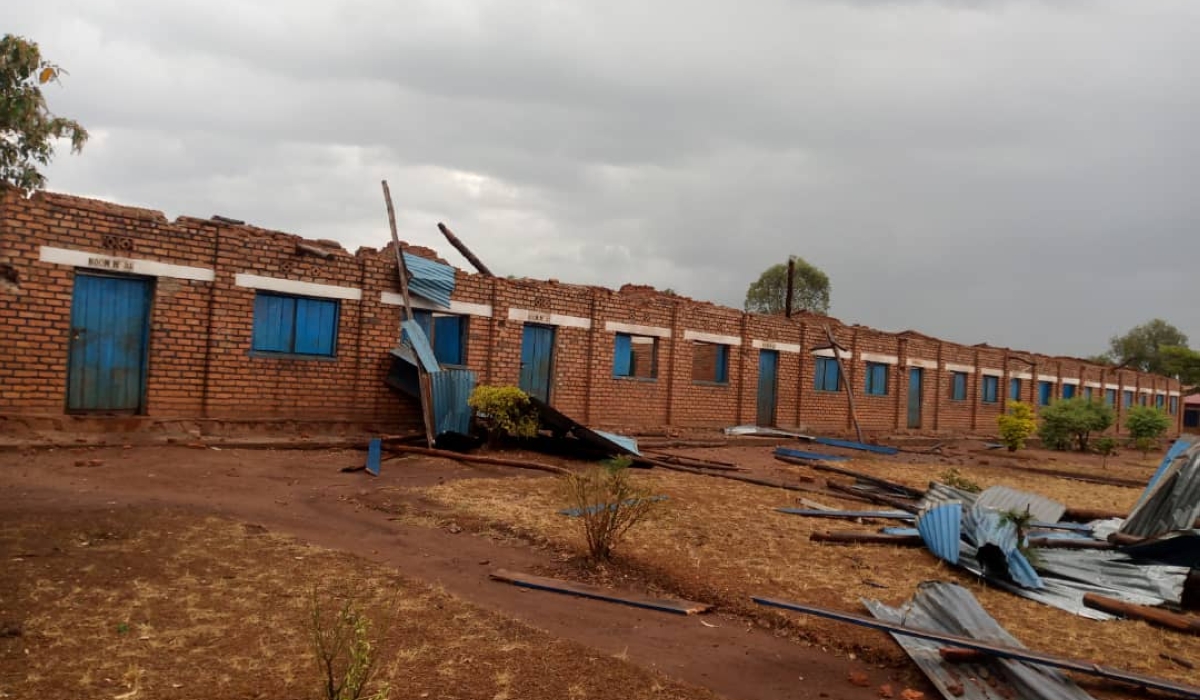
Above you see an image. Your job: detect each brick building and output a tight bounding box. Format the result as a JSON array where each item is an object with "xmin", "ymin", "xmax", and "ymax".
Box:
[{"xmin": 0, "ymin": 188, "xmax": 1183, "ymax": 437}]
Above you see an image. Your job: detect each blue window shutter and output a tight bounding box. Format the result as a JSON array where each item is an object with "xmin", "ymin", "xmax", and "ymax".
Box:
[
  {"xmin": 1105, "ymin": 389, "xmax": 1116, "ymax": 406},
  {"xmin": 829, "ymin": 359, "xmax": 840, "ymax": 390},
  {"xmin": 613, "ymin": 334, "xmax": 632, "ymax": 377},
  {"xmin": 1009, "ymin": 378, "xmax": 1020, "ymax": 401},
  {"xmin": 1170, "ymin": 396, "xmax": 1178, "ymax": 414},
  {"xmin": 1062, "ymin": 384, "xmax": 1075, "ymax": 400},
  {"xmin": 252, "ymin": 293, "xmax": 295, "ymax": 353},
  {"xmin": 433, "ymin": 315, "xmax": 464, "ymax": 365},
  {"xmin": 715, "ymin": 345, "xmax": 729, "ymax": 383},
  {"xmin": 982, "ymin": 376, "xmax": 997, "ymax": 403},
  {"xmin": 1156, "ymin": 394, "xmax": 1165, "ymax": 409},
  {"xmin": 952, "ymin": 373, "xmax": 966, "ymax": 401},
  {"xmin": 294, "ymin": 297, "xmax": 338, "ymax": 355}
]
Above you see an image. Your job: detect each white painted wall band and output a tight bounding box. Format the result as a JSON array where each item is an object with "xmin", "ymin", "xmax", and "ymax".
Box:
[
  {"xmin": 234, "ymin": 273, "xmax": 361, "ymax": 300},
  {"xmin": 945, "ymin": 363, "xmax": 975, "ymax": 374},
  {"xmin": 40, "ymin": 245, "xmax": 215, "ymax": 282},
  {"xmin": 1011, "ymin": 371, "xmax": 1033, "ymax": 380},
  {"xmin": 605, "ymin": 321, "xmax": 672, "ymax": 338},
  {"xmin": 1037, "ymin": 374, "xmax": 1058, "ymax": 383},
  {"xmin": 380, "ymin": 292, "xmax": 492, "ymax": 317},
  {"xmin": 980, "ymin": 367, "xmax": 1004, "ymax": 377},
  {"xmin": 508, "ymin": 307, "xmax": 591, "ymax": 329},
  {"xmin": 907, "ymin": 358, "xmax": 938, "ymax": 369},
  {"xmin": 752, "ymin": 339, "xmax": 802, "ymax": 353},
  {"xmin": 1061, "ymin": 378, "xmax": 1081, "ymax": 386},
  {"xmin": 683, "ymin": 329, "xmax": 742, "ymax": 346},
  {"xmin": 812, "ymin": 347, "xmax": 853, "ymax": 359},
  {"xmin": 860, "ymin": 352, "xmax": 899, "ymax": 365}
]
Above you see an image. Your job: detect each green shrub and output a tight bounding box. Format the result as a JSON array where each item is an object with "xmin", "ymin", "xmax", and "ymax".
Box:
[
  {"xmin": 939, "ymin": 467, "xmax": 982, "ymax": 493},
  {"xmin": 1093, "ymin": 436, "xmax": 1118, "ymax": 456},
  {"xmin": 997, "ymin": 401, "xmax": 1037, "ymax": 451},
  {"xmin": 468, "ymin": 385, "xmax": 539, "ymax": 441},
  {"xmin": 1037, "ymin": 398, "xmax": 1114, "ymax": 452},
  {"xmin": 1125, "ymin": 405, "xmax": 1171, "ymax": 452},
  {"xmin": 561, "ymin": 456, "xmax": 660, "ymax": 561},
  {"xmin": 310, "ymin": 590, "xmax": 390, "ymax": 700}
]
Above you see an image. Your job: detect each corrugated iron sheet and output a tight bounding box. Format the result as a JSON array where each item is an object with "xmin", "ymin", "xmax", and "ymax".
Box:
[
  {"xmin": 975, "ymin": 486, "xmax": 1065, "ymax": 525},
  {"xmin": 919, "ymin": 482, "xmax": 979, "ymax": 511},
  {"xmin": 400, "ymin": 320, "xmax": 440, "ymax": 372},
  {"xmin": 963, "ymin": 505, "xmax": 1043, "ymax": 589},
  {"xmin": 813, "ymin": 436, "xmax": 900, "ymax": 455},
  {"xmin": 403, "ymin": 252, "xmax": 456, "ymax": 308},
  {"xmin": 917, "ymin": 503, "xmax": 963, "ymax": 564},
  {"xmin": 777, "ymin": 509, "xmax": 915, "ymax": 520},
  {"xmin": 1121, "ymin": 530, "xmax": 1200, "ymax": 567},
  {"xmin": 1121, "ymin": 442, "xmax": 1200, "ymax": 538},
  {"xmin": 1033, "ymin": 549, "xmax": 1187, "ymax": 605},
  {"xmin": 528, "ymin": 396, "xmax": 640, "ymax": 457},
  {"xmin": 1134, "ymin": 437, "xmax": 1195, "ymax": 509},
  {"xmin": 724, "ymin": 425, "xmax": 814, "ymax": 439},
  {"xmin": 862, "ymin": 582, "xmax": 1096, "ymax": 700},
  {"xmin": 429, "ymin": 368, "xmax": 476, "ymax": 436},
  {"xmin": 774, "ymin": 447, "xmax": 850, "ymax": 462}
]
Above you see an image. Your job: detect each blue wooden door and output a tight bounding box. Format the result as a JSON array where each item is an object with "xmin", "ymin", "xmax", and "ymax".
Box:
[
  {"xmin": 519, "ymin": 324, "xmax": 555, "ymax": 403},
  {"xmin": 756, "ymin": 350, "xmax": 779, "ymax": 426},
  {"xmin": 907, "ymin": 368, "xmax": 923, "ymax": 429},
  {"xmin": 67, "ymin": 273, "xmax": 153, "ymax": 412}
]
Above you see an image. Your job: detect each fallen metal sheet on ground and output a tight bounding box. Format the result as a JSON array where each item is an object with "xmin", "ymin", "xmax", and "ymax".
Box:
[
  {"xmin": 812, "ymin": 436, "xmax": 900, "ymax": 455},
  {"xmin": 1135, "ymin": 437, "xmax": 1196, "ymax": 510},
  {"xmin": 1121, "ymin": 530, "xmax": 1200, "ymax": 567},
  {"xmin": 528, "ymin": 396, "xmax": 640, "ymax": 457},
  {"xmin": 774, "ymin": 447, "xmax": 850, "ymax": 462},
  {"xmin": 489, "ymin": 569, "xmax": 711, "ymax": 615},
  {"xmin": 1033, "ymin": 549, "xmax": 1187, "ymax": 605},
  {"xmin": 723, "ymin": 425, "xmax": 814, "ymax": 440},
  {"xmin": 919, "ymin": 482, "xmax": 979, "ymax": 510},
  {"xmin": 963, "ymin": 504, "xmax": 1044, "ymax": 589},
  {"xmin": 754, "ymin": 591, "xmax": 1200, "ymax": 700},
  {"xmin": 975, "ymin": 485, "xmax": 1066, "ymax": 525},
  {"xmin": 916, "ymin": 503, "xmax": 963, "ymax": 565},
  {"xmin": 1122, "ymin": 441, "xmax": 1200, "ymax": 539},
  {"xmin": 559, "ymin": 495, "xmax": 669, "ymax": 517},
  {"xmin": 862, "ymin": 581, "xmax": 1096, "ymax": 700},
  {"xmin": 776, "ymin": 508, "xmax": 914, "ymax": 521}
]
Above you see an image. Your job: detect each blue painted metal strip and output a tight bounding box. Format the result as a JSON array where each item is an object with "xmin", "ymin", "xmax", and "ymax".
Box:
[
  {"xmin": 366, "ymin": 438, "xmax": 381, "ymax": 476},
  {"xmin": 429, "ymin": 368, "xmax": 476, "ymax": 436},
  {"xmin": 776, "ymin": 509, "xmax": 915, "ymax": 520},
  {"xmin": 559, "ymin": 495, "xmax": 668, "ymax": 517},
  {"xmin": 883, "ymin": 527, "xmax": 921, "ymax": 536},
  {"xmin": 812, "ymin": 437, "xmax": 900, "ymax": 456},
  {"xmin": 1135, "ymin": 437, "xmax": 1194, "ymax": 509},
  {"xmin": 401, "ymin": 319, "xmax": 440, "ymax": 372},
  {"xmin": 775, "ymin": 447, "xmax": 850, "ymax": 462},
  {"xmin": 403, "ymin": 252, "xmax": 456, "ymax": 308},
  {"xmin": 916, "ymin": 502, "xmax": 962, "ymax": 565}
]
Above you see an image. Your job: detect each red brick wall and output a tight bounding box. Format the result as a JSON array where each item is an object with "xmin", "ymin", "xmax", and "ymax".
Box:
[{"xmin": 0, "ymin": 188, "xmax": 1184, "ymax": 438}]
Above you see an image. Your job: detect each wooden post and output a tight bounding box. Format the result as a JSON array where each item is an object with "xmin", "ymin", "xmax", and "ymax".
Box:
[
  {"xmin": 382, "ymin": 180, "xmax": 435, "ymax": 448},
  {"xmin": 785, "ymin": 257, "xmax": 795, "ymax": 319},
  {"xmin": 437, "ymin": 222, "xmax": 495, "ymax": 277},
  {"xmin": 825, "ymin": 324, "xmax": 864, "ymax": 443}
]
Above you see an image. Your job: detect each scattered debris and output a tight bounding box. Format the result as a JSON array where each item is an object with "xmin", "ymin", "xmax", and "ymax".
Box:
[
  {"xmin": 1121, "ymin": 438, "xmax": 1200, "ymax": 538},
  {"xmin": 489, "ymin": 569, "xmax": 711, "ymax": 615},
  {"xmin": 1082, "ymin": 592, "xmax": 1200, "ymax": 635},
  {"xmin": 811, "ymin": 531, "xmax": 924, "ymax": 547},
  {"xmin": 384, "ymin": 445, "xmax": 569, "ymax": 475},
  {"xmin": 774, "ymin": 447, "xmax": 850, "ymax": 463},
  {"xmin": 365, "ymin": 437, "xmax": 381, "ymax": 476},
  {"xmin": 776, "ymin": 508, "xmax": 914, "ymax": 522},
  {"xmin": 812, "ymin": 436, "xmax": 900, "ymax": 456},
  {"xmin": 723, "ymin": 425, "xmax": 814, "ymax": 440},
  {"xmin": 755, "ymin": 582, "xmax": 1200, "ymax": 700}
]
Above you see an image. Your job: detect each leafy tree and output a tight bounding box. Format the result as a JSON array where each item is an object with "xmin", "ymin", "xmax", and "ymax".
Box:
[
  {"xmin": 1, "ymin": 35, "xmax": 88, "ymax": 192},
  {"xmin": 744, "ymin": 256, "xmax": 830, "ymax": 315},
  {"xmin": 1037, "ymin": 397, "xmax": 1114, "ymax": 452},
  {"xmin": 1107, "ymin": 319, "xmax": 1188, "ymax": 375},
  {"xmin": 1160, "ymin": 345, "xmax": 1200, "ymax": 388},
  {"xmin": 1125, "ymin": 405, "xmax": 1171, "ymax": 456},
  {"xmin": 997, "ymin": 401, "xmax": 1036, "ymax": 451}
]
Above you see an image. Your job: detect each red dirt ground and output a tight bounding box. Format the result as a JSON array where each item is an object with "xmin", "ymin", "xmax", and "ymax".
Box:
[{"xmin": 0, "ymin": 445, "xmax": 917, "ymax": 700}]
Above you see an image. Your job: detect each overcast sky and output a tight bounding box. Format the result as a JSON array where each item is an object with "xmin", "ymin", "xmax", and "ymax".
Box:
[{"xmin": 11, "ymin": 0, "xmax": 1199, "ymax": 356}]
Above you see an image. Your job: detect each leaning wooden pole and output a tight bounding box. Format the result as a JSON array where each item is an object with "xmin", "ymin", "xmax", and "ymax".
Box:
[
  {"xmin": 437, "ymin": 222, "xmax": 495, "ymax": 277},
  {"xmin": 824, "ymin": 324, "xmax": 864, "ymax": 443},
  {"xmin": 785, "ymin": 256, "xmax": 795, "ymax": 319},
  {"xmin": 382, "ymin": 180, "xmax": 436, "ymax": 448}
]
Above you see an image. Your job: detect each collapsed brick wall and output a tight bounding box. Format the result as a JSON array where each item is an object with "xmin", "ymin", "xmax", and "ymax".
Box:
[{"xmin": 0, "ymin": 187, "xmax": 1184, "ymax": 438}]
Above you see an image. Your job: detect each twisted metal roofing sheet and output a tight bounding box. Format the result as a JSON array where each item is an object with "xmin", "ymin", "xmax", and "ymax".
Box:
[
  {"xmin": 917, "ymin": 503, "xmax": 963, "ymax": 565},
  {"xmin": 1122, "ymin": 442, "xmax": 1200, "ymax": 538},
  {"xmin": 403, "ymin": 251, "xmax": 456, "ymax": 308},
  {"xmin": 975, "ymin": 486, "xmax": 1066, "ymax": 525}
]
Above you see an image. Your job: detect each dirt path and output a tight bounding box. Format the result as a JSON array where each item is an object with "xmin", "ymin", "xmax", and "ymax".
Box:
[{"xmin": 0, "ymin": 446, "xmax": 906, "ymax": 700}]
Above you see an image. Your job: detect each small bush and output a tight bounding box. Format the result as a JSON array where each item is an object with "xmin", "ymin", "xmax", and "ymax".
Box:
[
  {"xmin": 939, "ymin": 467, "xmax": 982, "ymax": 493},
  {"xmin": 997, "ymin": 401, "xmax": 1037, "ymax": 451},
  {"xmin": 562, "ymin": 456, "xmax": 660, "ymax": 561},
  {"xmin": 1093, "ymin": 436, "xmax": 1118, "ymax": 456},
  {"xmin": 1125, "ymin": 405, "xmax": 1171, "ymax": 453},
  {"xmin": 1037, "ymin": 398, "xmax": 1114, "ymax": 452},
  {"xmin": 310, "ymin": 591, "xmax": 390, "ymax": 700},
  {"xmin": 468, "ymin": 385, "xmax": 539, "ymax": 442}
]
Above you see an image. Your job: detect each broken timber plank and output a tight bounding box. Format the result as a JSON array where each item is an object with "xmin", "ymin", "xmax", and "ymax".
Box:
[
  {"xmin": 384, "ymin": 445, "xmax": 569, "ymax": 475},
  {"xmin": 437, "ymin": 222, "xmax": 494, "ymax": 276},
  {"xmin": 798, "ymin": 461, "xmax": 925, "ymax": 499},
  {"xmin": 754, "ymin": 596, "xmax": 1200, "ymax": 700},
  {"xmin": 490, "ymin": 569, "xmax": 711, "ymax": 615},
  {"xmin": 776, "ymin": 508, "xmax": 915, "ymax": 521},
  {"xmin": 823, "ymin": 324, "xmax": 864, "ymax": 444},
  {"xmin": 1083, "ymin": 593, "xmax": 1200, "ymax": 636},
  {"xmin": 825, "ymin": 481, "xmax": 919, "ymax": 513}
]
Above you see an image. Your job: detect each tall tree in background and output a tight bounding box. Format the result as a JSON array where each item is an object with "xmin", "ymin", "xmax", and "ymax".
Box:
[
  {"xmin": 744, "ymin": 256, "xmax": 830, "ymax": 315},
  {"xmin": 1161, "ymin": 345, "xmax": 1200, "ymax": 389},
  {"xmin": 1107, "ymin": 319, "xmax": 1188, "ymax": 374},
  {"xmin": 1, "ymin": 35, "xmax": 88, "ymax": 192}
]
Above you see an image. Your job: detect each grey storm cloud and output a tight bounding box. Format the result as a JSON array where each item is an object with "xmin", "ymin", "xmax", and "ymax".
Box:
[{"xmin": 9, "ymin": 0, "xmax": 1200, "ymax": 356}]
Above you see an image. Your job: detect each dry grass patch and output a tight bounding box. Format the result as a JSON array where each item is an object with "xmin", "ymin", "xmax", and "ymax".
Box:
[
  {"xmin": 421, "ymin": 467, "xmax": 1200, "ymax": 695},
  {"xmin": 0, "ymin": 508, "xmax": 719, "ymax": 700}
]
